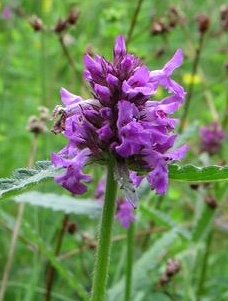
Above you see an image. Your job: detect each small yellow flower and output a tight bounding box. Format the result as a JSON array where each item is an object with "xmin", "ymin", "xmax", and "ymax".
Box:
[
  {"xmin": 42, "ymin": 0, "xmax": 53, "ymax": 14},
  {"xmin": 183, "ymin": 73, "xmax": 202, "ymax": 85}
]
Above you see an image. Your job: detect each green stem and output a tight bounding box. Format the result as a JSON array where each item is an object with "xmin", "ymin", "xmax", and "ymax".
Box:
[
  {"xmin": 127, "ymin": 0, "xmax": 145, "ymax": 44},
  {"xmin": 124, "ymin": 223, "xmax": 135, "ymax": 301},
  {"xmin": 90, "ymin": 158, "xmax": 118, "ymax": 301},
  {"xmin": 196, "ymin": 230, "xmax": 213, "ymax": 301},
  {"xmin": 179, "ymin": 34, "xmax": 205, "ymax": 133}
]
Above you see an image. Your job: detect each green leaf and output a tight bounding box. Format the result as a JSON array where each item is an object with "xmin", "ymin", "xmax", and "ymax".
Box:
[
  {"xmin": 13, "ymin": 192, "xmax": 101, "ymax": 218},
  {"xmin": 169, "ymin": 164, "xmax": 228, "ymax": 183},
  {"xmin": 108, "ymin": 229, "xmax": 180, "ymax": 301},
  {"xmin": 192, "ymin": 204, "xmax": 215, "ymax": 242},
  {"xmin": 0, "ymin": 161, "xmax": 60, "ymax": 199}
]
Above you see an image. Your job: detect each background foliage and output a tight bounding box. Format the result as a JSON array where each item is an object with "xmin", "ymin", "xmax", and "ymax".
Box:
[{"xmin": 0, "ymin": 0, "xmax": 228, "ymax": 300}]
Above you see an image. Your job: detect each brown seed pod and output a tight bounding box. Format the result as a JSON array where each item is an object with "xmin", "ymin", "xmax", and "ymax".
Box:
[
  {"xmin": 166, "ymin": 260, "xmax": 181, "ymax": 277},
  {"xmin": 67, "ymin": 8, "xmax": 80, "ymax": 25},
  {"xmin": 197, "ymin": 14, "xmax": 210, "ymax": 34},
  {"xmin": 54, "ymin": 19, "xmax": 69, "ymax": 34},
  {"xmin": 30, "ymin": 16, "xmax": 43, "ymax": 32},
  {"xmin": 151, "ymin": 20, "xmax": 169, "ymax": 36},
  {"xmin": 205, "ymin": 195, "xmax": 218, "ymax": 210}
]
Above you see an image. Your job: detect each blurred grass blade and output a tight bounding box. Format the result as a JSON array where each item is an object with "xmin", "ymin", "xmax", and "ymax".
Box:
[
  {"xmin": 108, "ymin": 229, "xmax": 180, "ymax": 301},
  {"xmin": 140, "ymin": 206, "xmax": 191, "ymax": 240},
  {"xmin": 192, "ymin": 204, "xmax": 215, "ymax": 242}
]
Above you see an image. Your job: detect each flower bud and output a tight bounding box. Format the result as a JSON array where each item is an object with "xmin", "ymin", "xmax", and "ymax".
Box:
[
  {"xmin": 205, "ymin": 195, "xmax": 218, "ymax": 210},
  {"xmin": 159, "ymin": 274, "xmax": 170, "ymax": 286},
  {"xmin": 190, "ymin": 184, "xmax": 200, "ymax": 190},
  {"xmin": 150, "ymin": 20, "xmax": 169, "ymax": 36},
  {"xmin": 166, "ymin": 260, "xmax": 181, "ymax": 277},
  {"xmin": 220, "ymin": 5, "xmax": 228, "ymax": 31},
  {"xmin": 67, "ymin": 8, "xmax": 80, "ymax": 25},
  {"xmin": 54, "ymin": 19, "xmax": 69, "ymax": 34},
  {"xmin": 66, "ymin": 222, "xmax": 77, "ymax": 234},
  {"xmin": 27, "ymin": 116, "xmax": 47, "ymax": 135},
  {"xmin": 197, "ymin": 14, "xmax": 210, "ymax": 34},
  {"xmin": 30, "ymin": 16, "xmax": 43, "ymax": 32}
]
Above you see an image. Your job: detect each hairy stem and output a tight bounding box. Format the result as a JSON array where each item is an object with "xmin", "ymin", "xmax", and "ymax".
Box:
[
  {"xmin": 90, "ymin": 158, "xmax": 118, "ymax": 301},
  {"xmin": 179, "ymin": 34, "xmax": 205, "ymax": 133},
  {"xmin": 0, "ymin": 134, "xmax": 39, "ymax": 301},
  {"xmin": 124, "ymin": 223, "xmax": 135, "ymax": 301},
  {"xmin": 45, "ymin": 214, "xmax": 69, "ymax": 301},
  {"xmin": 127, "ymin": 0, "xmax": 145, "ymax": 44}
]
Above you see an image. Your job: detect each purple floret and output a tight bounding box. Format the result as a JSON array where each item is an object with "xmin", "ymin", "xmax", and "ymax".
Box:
[
  {"xmin": 200, "ymin": 122, "xmax": 225, "ymax": 155},
  {"xmin": 95, "ymin": 178, "xmax": 135, "ymax": 228},
  {"xmin": 52, "ymin": 36, "xmax": 187, "ymax": 196},
  {"xmin": 116, "ymin": 199, "xmax": 135, "ymax": 229}
]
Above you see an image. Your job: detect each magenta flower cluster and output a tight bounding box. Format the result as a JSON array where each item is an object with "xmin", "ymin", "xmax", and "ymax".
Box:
[
  {"xmin": 52, "ymin": 36, "xmax": 188, "ymax": 197},
  {"xmin": 200, "ymin": 122, "xmax": 225, "ymax": 155}
]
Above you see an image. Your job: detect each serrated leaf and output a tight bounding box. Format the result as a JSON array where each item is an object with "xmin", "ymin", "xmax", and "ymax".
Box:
[
  {"xmin": 108, "ymin": 229, "xmax": 180, "ymax": 301},
  {"xmin": 13, "ymin": 192, "xmax": 101, "ymax": 218},
  {"xmin": 169, "ymin": 164, "xmax": 228, "ymax": 182},
  {"xmin": 0, "ymin": 161, "xmax": 60, "ymax": 199}
]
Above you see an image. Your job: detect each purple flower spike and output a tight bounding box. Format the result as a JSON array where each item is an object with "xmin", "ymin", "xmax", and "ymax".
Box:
[
  {"xmin": 52, "ymin": 36, "xmax": 187, "ymax": 197},
  {"xmin": 200, "ymin": 122, "xmax": 225, "ymax": 155},
  {"xmin": 2, "ymin": 6, "xmax": 13, "ymax": 20}
]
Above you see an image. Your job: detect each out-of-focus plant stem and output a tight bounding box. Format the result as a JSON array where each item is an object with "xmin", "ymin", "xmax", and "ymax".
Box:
[
  {"xmin": 127, "ymin": 0, "xmax": 145, "ymax": 44},
  {"xmin": 45, "ymin": 214, "xmax": 69, "ymax": 301},
  {"xmin": 58, "ymin": 35, "xmax": 79, "ymax": 82},
  {"xmin": 90, "ymin": 158, "xmax": 117, "ymax": 301},
  {"xmin": 222, "ymin": 73, "xmax": 228, "ymax": 128},
  {"xmin": 0, "ymin": 134, "xmax": 39, "ymax": 301},
  {"xmin": 41, "ymin": 31, "xmax": 47, "ymax": 106},
  {"xmin": 196, "ymin": 230, "xmax": 213, "ymax": 301},
  {"xmin": 179, "ymin": 34, "xmax": 205, "ymax": 133},
  {"xmin": 124, "ymin": 223, "xmax": 135, "ymax": 301}
]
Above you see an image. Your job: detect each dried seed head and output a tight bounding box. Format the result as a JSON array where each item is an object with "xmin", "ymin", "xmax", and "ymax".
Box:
[
  {"xmin": 151, "ymin": 19, "xmax": 169, "ymax": 36},
  {"xmin": 67, "ymin": 8, "xmax": 80, "ymax": 25},
  {"xmin": 155, "ymin": 48, "xmax": 165, "ymax": 59},
  {"xmin": 27, "ymin": 116, "xmax": 48, "ymax": 134},
  {"xmin": 66, "ymin": 222, "xmax": 77, "ymax": 234},
  {"xmin": 205, "ymin": 195, "xmax": 218, "ymax": 210},
  {"xmin": 190, "ymin": 184, "xmax": 200, "ymax": 190},
  {"xmin": 220, "ymin": 5, "xmax": 228, "ymax": 20},
  {"xmin": 168, "ymin": 6, "xmax": 186, "ymax": 28},
  {"xmin": 159, "ymin": 274, "xmax": 170, "ymax": 286},
  {"xmin": 197, "ymin": 14, "xmax": 210, "ymax": 34},
  {"xmin": 30, "ymin": 16, "xmax": 43, "ymax": 32},
  {"xmin": 54, "ymin": 19, "xmax": 69, "ymax": 34},
  {"xmin": 166, "ymin": 259, "xmax": 181, "ymax": 277},
  {"xmin": 38, "ymin": 106, "xmax": 50, "ymax": 122}
]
